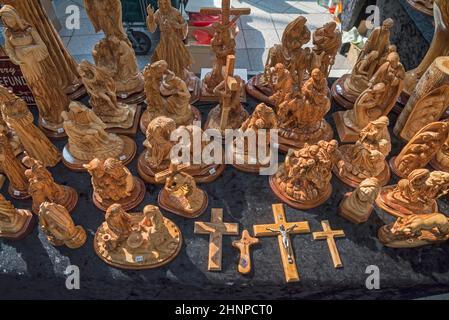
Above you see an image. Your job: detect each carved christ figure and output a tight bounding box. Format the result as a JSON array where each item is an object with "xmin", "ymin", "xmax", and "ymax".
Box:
[{"xmin": 83, "ymin": 0, "xmax": 128, "ymax": 41}]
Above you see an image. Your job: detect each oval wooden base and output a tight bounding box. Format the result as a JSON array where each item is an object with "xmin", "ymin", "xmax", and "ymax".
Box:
[
  {"xmin": 269, "ymin": 175, "xmax": 332, "ymax": 210},
  {"xmin": 277, "ymin": 121, "xmax": 334, "ymax": 153},
  {"xmin": 62, "ymin": 135, "xmax": 137, "ymax": 172},
  {"xmin": 117, "ymin": 89, "xmax": 146, "ymax": 105},
  {"xmin": 158, "ymin": 189, "xmax": 208, "ymax": 219},
  {"xmin": 375, "ymin": 185, "xmax": 438, "ymax": 218},
  {"xmin": 332, "ymin": 161, "xmax": 391, "ymax": 188},
  {"xmin": 93, "ymin": 217, "xmax": 182, "ymax": 270},
  {"xmin": 338, "ymin": 195, "xmax": 373, "ymax": 224},
  {"xmin": 0, "ymin": 210, "xmax": 35, "ymax": 240},
  {"xmin": 139, "ymin": 106, "xmax": 202, "ymax": 134},
  {"xmin": 330, "ymin": 74, "xmax": 356, "ymax": 109},
  {"xmin": 38, "ymin": 117, "xmax": 67, "ymax": 140},
  {"xmin": 92, "ymin": 177, "xmax": 146, "ymax": 212},
  {"xmin": 245, "ymin": 75, "xmax": 275, "ymax": 107},
  {"xmin": 32, "ymin": 186, "xmax": 78, "ymax": 215},
  {"xmin": 388, "ymin": 157, "xmax": 408, "ymax": 179},
  {"xmin": 8, "ymin": 184, "xmax": 30, "ymax": 200}
]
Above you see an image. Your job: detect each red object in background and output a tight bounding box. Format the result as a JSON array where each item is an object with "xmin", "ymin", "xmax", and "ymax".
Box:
[
  {"xmin": 190, "ymin": 13, "xmax": 221, "ymax": 27},
  {"xmin": 193, "ymin": 29, "xmax": 213, "ymax": 44}
]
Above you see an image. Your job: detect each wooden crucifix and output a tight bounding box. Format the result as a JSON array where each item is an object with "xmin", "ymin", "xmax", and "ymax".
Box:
[
  {"xmin": 154, "ymin": 162, "xmax": 190, "ymax": 184},
  {"xmin": 218, "ymin": 54, "xmax": 239, "ymax": 131},
  {"xmin": 232, "ymin": 229, "xmax": 259, "ymax": 275},
  {"xmin": 312, "ymin": 220, "xmax": 345, "ymax": 269},
  {"xmin": 200, "ymin": 0, "xmax": 251, "ymax": 28},
  {"xmin": 194, "ymin": 208, "xmax": 239, "ymax": 271},
  {"xmin": 253, "ymin": 204, "xmax": 310, "ymax": 283}
]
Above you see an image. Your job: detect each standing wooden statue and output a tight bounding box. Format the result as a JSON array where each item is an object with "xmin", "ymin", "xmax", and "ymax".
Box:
[
  {"xmin": 83, "ymin": 0, "xmax": 128, "ymax": 41},
  {"xmin": 0, "ymin": 194, "xmax": 34, "ymax": 240},
  {"xmin": 200, "ymin": 0, "xmax": 250, "ymax": 100},
  {"xmin": 0, "ymin": 5, "xmax": 71, "ymax": 138},
  {"xmin": 1, "ymin": 0, "xmax": 84, "ymax": 98},
  {"xmin": 313, "ymin": 21, "xmax": 342, "ymax": 77},
  {"xmin": 0, "ymin": 86, "xmax": 60, "ymax": 167},
  {"xmin": 146, "ymin": 0, "xmax": 201, "ymax": 102}
]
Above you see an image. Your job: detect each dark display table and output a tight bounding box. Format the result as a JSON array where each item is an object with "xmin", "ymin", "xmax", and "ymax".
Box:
[{"xmin": 1, "ymin": 80, "xmax": 449, "ymax": 300}]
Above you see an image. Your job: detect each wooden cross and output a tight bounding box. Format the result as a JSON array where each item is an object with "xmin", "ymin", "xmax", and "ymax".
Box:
[
  {"xmin": 194, "ymin": 208, "xmax": 239, "ymax": 271},
  {"xmin": 232, "ymin": 229, "xmax": 259, "ymax": 275},
  {"xmin": 200, "ymin": 0, "xmax": 251, "ymax": 28},
  {"xmin": 253, "ymin": 204, "xmax": 310, "ymax": 283},
  {"xmin": 312, "ymin": 220, "xmax": 345, "ymax": 269},
  {"xmin": 154, "ymin": 162, "xmax": 190, "ymax": 184},
  {"xmin": 219, "ymin": 54, "xmax": 239, "ymax": 131}
]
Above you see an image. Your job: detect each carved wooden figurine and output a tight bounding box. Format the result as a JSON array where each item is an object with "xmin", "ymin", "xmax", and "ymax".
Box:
[
  {"xmin": 267, "ymin": 63, "xmax": 294, "ymax": 109},
  {"xmin": 313, "ymin": 21, "xmax": 342, "ymax": 77},
  {"xmin": 83, "ymin": 0, "xmax": 128, "ymax": 41},
  {"xmin": 1, "ymin": 0, "xmax": 83, "ymax": 98},
  {"xmin": 339, "ymin": 178, "xmax": 381, "ymax": 224},
  {"xmin": 232, "ymin": 229, "xmax": 259, "ymax": 275},
  {"xmin": 0, "ymin": 104, "xmax": 21, "ymax": 156},
  {"xmin": 270, "ymin": 140, "xmax": 339, "ymax": 209},
  {"xmin": 62, "ymin": 101, "xmax": 136, "ymax": 171},
  {"xmin": 94, "ymin": 204, "xmax": 182, "ymax": 269},
  {"xmin": 378, "ymin": 212, "xmax": 449, "ymax": 248},
  {"xmin": 140, "ymin": 60, "xmax": 200, "ymax": 133},
  {"xmin": 233, "ymin": 103, "xmax": 278, "ymax": 173},
  {"xmin": 390, "ymin": 122, "xmax": 449, "ymax": 178},
  {"xmin": 78, "ymin": 60, "xmax": 140, "ymax": 134},
  {"xmin": 312, "ymin": 220, "xmax": 345, "ymax": 269},
  {"xmin": 277, "ymin": 69, "xmax": 333, "ymax": 152},
  {"xmin": 403, "ymin": 0, "xmax": 449, "ymax": 96},
  {"xmin": 332, "ymin": 18, "xmax": 395, "ymax": 109},
  {"xmin": 84, "ymin": 158, "xmax": 145, "ymax": 212},
  {"xmin": 146, "ymin": 0, "xmax": 201, "ymax": 101},
  {"xmin": 335, "ymin": 116, "xmax": 391, "ymax": 187},
  {"xmin": 194, "ymin": 208, "xmax": 239, "ymax": 271},
  {"xmin": 0, "ymin": 134, "xmax": 29, "ymax": 199},
  {"xmin": 0, "ymin": 194, "xmax": 34, "ymax": 240},
  {"xmin": 155, "ymin": 163, "xmax": 208, "ymax": 219},
  {"xmin": 23, "ymin": 155, "xmax": 78, "ymax": 215},
  {"xmin": 0, "ymin": 86, "xmax": 60, "ymax": 167},
  {"xmin": 200, "ymin": 0, "xmax": 250, "ymax": 101},
  {"xmin": 431, "ymin": 132, "xmax": 449, "ymax": 172},
  {"xmin": 407, "ymin": 0, "xmax": 434, "ymax": 16},
  {"xmin": 205, "ymin": 55, "xmax": 249, "ymax": 133},
  {"xmin": 376, "ymin": 169, "xmax": 449, "ymax": 217},
  {"xmin": 253, "ymin": 204, "xmax": 310, "ymax": 283},
  {"xmin": 0, "ymin": 5, "xmax": 71, "ymax": 138},
  {"xmin": 38, "ymin": 202, "xmax": 86, "ymax": 249},
  {"xmin": 395, "ymin": 57, "xmax": 449, "ymax": 141}
]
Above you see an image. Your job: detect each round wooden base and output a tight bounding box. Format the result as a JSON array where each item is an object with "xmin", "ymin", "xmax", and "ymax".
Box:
[
  {"xmin": 0, "ymin": 210, "xmax": 35, "ymax": 240},
  {"xmin": 332, "ymin": 162, "xmax": 391, "ymax": 188},
  {"xmin": 92, "ymin": 177, "xmax": 146, "ymax": 212},
  {"xmin": 93, "ymin": 217, "xmax": 182, "ymax": 270},
  {"xmin": 38, "ymin": 117, "xmax": 67, "ymax": 140},
  {"xmin": 330, "ymin": 74, "xmax": 356, "ymax": 109},
  {"xmin": 375, "ymin": 185, "xmax": 439, "ymax": 218},
  {"xmin": 269, "ymin": 175, "xmax": 332, "ymax": 210},
  {"xmin": 338, "ymin": 195, "xmax": 373, "ymax": 224},
  {"xmin": 32, "ymin": 186, "xmax": 78, "ymax": 215},
  {"xmin": 406, "ymin": 0, "xmax": 433, "ymax": 16},
  {"xmin": 245, "ymin": 75, "xmax": 274, "ymax": 107},
  {"xmin": 8, "ymin": 184, "xmax": 30, "ymax": 200},
  {"xmin": 62, "ymin": 135, "xmax": 137, "ymax": 172},
  {"xmin": 139, "ymin": 106, "xmax": 202, "ymax": 133},
  {"xmin": 158, "ymin": 189, "xmax": 208, "ymax": 219}
]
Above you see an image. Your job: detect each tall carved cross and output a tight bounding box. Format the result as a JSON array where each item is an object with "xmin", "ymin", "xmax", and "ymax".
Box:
[
  {"xmin": 200, "ymin": 0, "xmax": 251, "ymax": 27},
  {"xmin": 194, "ymin": 208, "xmax": 239, "ymax": 271},
  {"xmin": 312, "ymin": 220, "xmax": 345, "ymax": 268},
  {"xmin": 219, "ymin": 54, "xmax": 239, "ymax": 131},
  {"xmin": 253, "ymin": 204, "xmax": 310, "ymax": 283}
]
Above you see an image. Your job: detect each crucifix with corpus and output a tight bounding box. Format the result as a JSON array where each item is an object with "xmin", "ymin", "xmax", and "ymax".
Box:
[
  {"xmin": 200, "ymin": 0, "xmax": 251, "ymax": 100},
  {"xmin": 253, "ymin": 204, "xmax": 311, "ymax": 283},
  {"xmin": 313, "ymin": 220, "xmax": 345, "ymax": 268},
  {"xmin": 194, "ymin": 208, "xmax": 239, "ymax": 271}
]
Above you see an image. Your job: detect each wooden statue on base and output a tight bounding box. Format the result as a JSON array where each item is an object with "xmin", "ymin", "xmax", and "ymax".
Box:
[
  {"xmin": 205, "ymin": 55, "xmax": 249, "ymax": 134},
  {"xmin": 331, "ymin": 18, "xmax": 395, "ymax": 109},
  {"xmin": 155, "ymin": 163, "xmax": 208, "ymax": 219},
  {"xmin": 146, "ymin": 0, "xmax": 200, "ymax": 102},
  {"xmin": 94, "ymin": 203, "xmax": 182, "ymax": 269},
  {"xmin": 270, "ymin": 140, "xmax": 339, "ymax": 209},
  {"xmin": 78, "ymin": 60, "xmax": 140, "ymax": 135},
  {"xmin": 390, "ymin": 122, "xmax": 449, "ymax": 178},
  {"xmin": 379, "ymin": 212, "xmax": 449, "ymax": 248},
  {"xmin": 313, "ymin": 21, "xmax": 342, "ymax": 77},
  {"xmin": 0, "ymin": 86, "xmax": 60, "ymax": 167},
  {"xmin": 0, "ymin": 5, "xmax": 70, "ymax": 138},
  {"xmin": 267, "ymin": 63, "xmax": 294, "ymax": 109},
  {"xmin": 376, "ymin": 169, "xmax": 449, "ymax": 217},
  {"xmin": 38, "ymin": 202, "xmax": 86, "ymax": 249},
  {"xmin": 23, "ymin": 155, "xmax": 78, "ymax": 215},
  {"xmin": 200, "ymin": 0, "xmax": 250, "ymax": 101},
  {"xmin": 84, "ymin": 158, "xmax": 145, "ymax": 212},
  {"xmin": 0, "ymin": 194, "xmax": 34, "ymax": 240},
  {"xmin": 395, "ymin": 57, "xmax": 449, "ymax": 141},
  {"xmin": 62, "ymin": 101, "xmax": 136, "ymax": 171},
  {"xmin": 277, "ymin": 69, "xmax": 333, "ymax": 152},
  {"xmin": 335, "ymin": 116, "xmax": 391, "ymax": 187},
  {"xmin": 0, "ymin": 134, "xmax": 29, "ymax": 199},
  {"xmin": 233, "ymin": 103, "xmax": 278, "ymax": 173},
  {"xmin": 339, "ymin": 178, "xmax": 381, "ymax": 224},
  {"xmin": 140, "ymin": 60, "xmax": 200, "ymax": 133}
]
